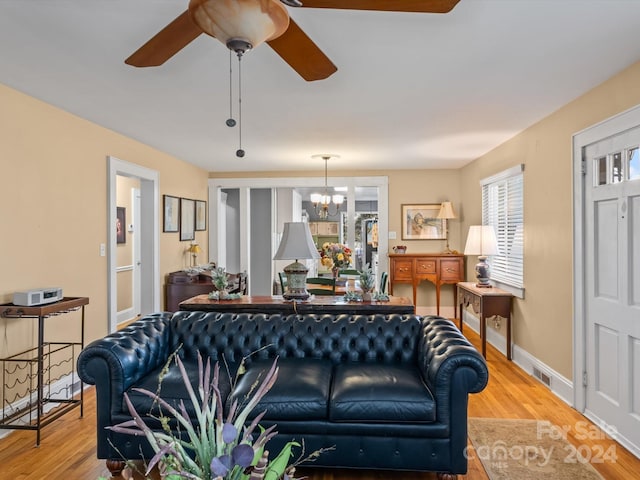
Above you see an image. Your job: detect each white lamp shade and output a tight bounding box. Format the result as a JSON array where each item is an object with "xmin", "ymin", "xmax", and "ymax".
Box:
[
  {"xmin": 310, "ymin": 193, "xmax": 322, "ymax": 204},
  {"xmin": 189, "ymin": 0, "xmax": 289, "ymax": 49},
  {"xmin": 273, "ymin": 222, "xmax": 320, "ymax": 260},
  {"xmin": 437, "ymin": 201, "xmax": 456, "ymax": 219},
  {"xmin": 332, "ymin": 194, "xmax": 344, "ymax": 205},
  {"xmin": 464, "ymin": 225, "xmax": 499, "ymax": 256}
]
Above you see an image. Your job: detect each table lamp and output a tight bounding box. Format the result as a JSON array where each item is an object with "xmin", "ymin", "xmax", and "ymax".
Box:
[
  {"xmin": 188, "ymin": 242, "xmax": 201, "ymax": 267},
  {"xmin": 273, "ymin": 222, "xmax": 320, "ymax": 300},
  {"xmin": 464, "ymin": 225, "xmax": 499, "ymax": 287},
  {"xmin": 437, "ymin": 201, "xmax": 456, "ymax": 253}
]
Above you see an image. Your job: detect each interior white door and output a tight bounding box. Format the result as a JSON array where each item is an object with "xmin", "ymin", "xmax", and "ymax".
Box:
[
  {"xmin": 132, "ymin": 187, "xmax": 141, "ymax": 317},
  {"xmin": 584, "ymin": 127, "xmax": 640, "ymax": 454}
]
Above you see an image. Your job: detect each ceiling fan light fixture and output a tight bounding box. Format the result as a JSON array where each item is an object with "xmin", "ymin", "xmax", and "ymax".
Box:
[{"xmin": 189, "ymin": 0, "xmax": 290, "ymax": 51}]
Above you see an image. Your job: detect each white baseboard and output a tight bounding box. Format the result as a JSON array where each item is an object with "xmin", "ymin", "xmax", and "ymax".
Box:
[
  {"xmin": 117, "ymin": 307, "xmax": 136, "ymax": 324},
  {"xmin": 0, "ymin": 373, "xmax": 85, "ymax": 440},
  {"xmin": 461, "ymin": 310, "xmax": 574, "ymax": 406}
]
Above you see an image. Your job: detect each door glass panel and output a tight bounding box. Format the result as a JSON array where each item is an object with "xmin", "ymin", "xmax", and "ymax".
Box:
[
  {"xmin": 629, "ymin": 147, "xmax": 640, "ymax": 181},
  {"xmin": 596, "ymin": 156, "xmax": 607, "ymax": 185},
  {"xmin": 612, "ymin": 152, "xmax": 623, "ymax": 183}
]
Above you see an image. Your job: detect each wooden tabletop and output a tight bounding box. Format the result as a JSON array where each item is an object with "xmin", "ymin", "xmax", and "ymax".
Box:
[
  {"xmin": 457, "ymin": 282, "xmax": 513, "ymax": 296},
  {"xmin": 179, "ymin": 295, "xmax": 415, "ymax": 315}
]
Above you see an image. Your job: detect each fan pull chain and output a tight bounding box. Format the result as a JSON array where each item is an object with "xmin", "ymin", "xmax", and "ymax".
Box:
[
  {"xmin": 226, "ymin": 50, "xmax": 236, "ymax": 128},
  {"xmin": 236, "ymin": 51, "xmax": 245, "ymax": 158}
]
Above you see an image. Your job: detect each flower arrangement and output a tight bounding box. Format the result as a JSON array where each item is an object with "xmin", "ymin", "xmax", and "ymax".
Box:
[
  {"xmin": 319, "ymin": 243, "xmax": 352, "ymax": 270},
  {"xmin": 106, "ymin": 351, "xmax": 319, "ymax": 480}
]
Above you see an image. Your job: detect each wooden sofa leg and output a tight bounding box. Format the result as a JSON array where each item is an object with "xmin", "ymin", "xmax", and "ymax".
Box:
[
  {"xmin": 106, "ymin": 460, "xmax": 126, "ymax": 478},
  {"xmin": 436, "ymin": 474, "xmax": 457, "ymax": 480}
]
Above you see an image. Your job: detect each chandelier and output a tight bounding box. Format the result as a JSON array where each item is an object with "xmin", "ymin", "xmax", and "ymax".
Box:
[{"xmin": 310, "ymin": 154, "xmax": 344, "ymax": 220}]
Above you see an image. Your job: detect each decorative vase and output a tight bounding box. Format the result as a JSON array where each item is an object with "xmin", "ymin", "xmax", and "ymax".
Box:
[
  {"xmin": 332, "ymin": 266, "xmax": 339, "ymax": 279},
  {"xmin": 362, "ymin": 290, "xmax": 373, "ymax": 302}
]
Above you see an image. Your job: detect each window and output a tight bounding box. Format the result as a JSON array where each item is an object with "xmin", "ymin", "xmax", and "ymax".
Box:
[{"xmin": 481, "ymin": 165, "xmax": 524, "ymax": 297}]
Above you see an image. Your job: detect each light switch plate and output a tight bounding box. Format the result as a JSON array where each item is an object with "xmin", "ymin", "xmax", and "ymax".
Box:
[{"xmin": 388, "ymin": 231, "xmax": 397, "ymax": 239}]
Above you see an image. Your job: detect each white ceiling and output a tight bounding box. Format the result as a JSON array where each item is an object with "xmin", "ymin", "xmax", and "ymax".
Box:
[{"xmin": 2, "ymin": 1, "xmax": 640, "ymax": 173}]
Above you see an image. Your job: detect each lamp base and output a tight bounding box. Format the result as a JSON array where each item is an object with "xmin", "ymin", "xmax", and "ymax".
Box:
[
  {"xmin": 474, "ymin": 256, "xmax": 493, "ymax": 288},
  {"xmin": 282, "ymin": 260, "xmax": 310, "ymax": 301}
]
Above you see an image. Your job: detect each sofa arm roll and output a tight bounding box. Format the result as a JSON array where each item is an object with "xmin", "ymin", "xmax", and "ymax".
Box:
[
  {"xmin": 418, "ymin": 316, "xmax": 489, "ymax": 395},
  {"xmin": 78, "ymin": 313, "xmax": 173, "ymax": 394}
]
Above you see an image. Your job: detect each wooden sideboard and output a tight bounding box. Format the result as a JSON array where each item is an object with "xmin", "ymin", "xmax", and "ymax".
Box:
[
  {"xmin": 165, "ymin": 270, "xmax": 247, "ymax": 312},
  {"xmin": 388, "ymin": 253, "xmax": 464, "ymax": 315}
]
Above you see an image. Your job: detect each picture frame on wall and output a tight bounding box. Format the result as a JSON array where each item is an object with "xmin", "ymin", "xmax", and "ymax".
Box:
[
  {"xmin": 180, "ymin": 198, "xmax": 195, "ymax": 241},
  {"xmin": 116, "ymin": 206, "xmax": 126, "ymax": 244},
  {"xmin": 195, "ymin": 200, "xmax": 207, "ymax": 231},
  {"xmin": 163, "ymin": 195, "xmax": 180, "ymax": 233},
  {"xmin": 401, "ymin": 204, "xmax": 446, "ymax": 240}
]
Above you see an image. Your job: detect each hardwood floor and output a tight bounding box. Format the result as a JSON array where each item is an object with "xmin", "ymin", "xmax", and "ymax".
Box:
[{"xmin": 1, "ymin": 327, "xmax": 638, "ymax": 479}]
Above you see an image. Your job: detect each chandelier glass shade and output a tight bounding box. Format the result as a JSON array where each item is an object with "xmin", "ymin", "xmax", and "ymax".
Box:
[
  {"xmin": 310, "ymin": 154, "xmax": 343, "ymax": 220},
  {"xmin": 189, "ymin": 0, "xmax": 290, "ymax": 51}
]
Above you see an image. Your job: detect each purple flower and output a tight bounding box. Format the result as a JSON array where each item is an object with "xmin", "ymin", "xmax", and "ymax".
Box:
[
  {"xmin": 222, "ymin": 422, "xmax": 237, "ymax": 444},
  {"xmin": 211, "ymin": 454, "xmax": 231, "ymax": 476},
  {"xmin": 231, "ymin": 443, "xmax": 255, "ymax": 468},
  {"xmin": 210, "ymin": 444, "xmax": 255, "ymax": 477}
]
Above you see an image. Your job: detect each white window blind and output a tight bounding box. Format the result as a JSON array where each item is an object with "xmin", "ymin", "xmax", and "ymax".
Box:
[{"xmin": 481, "ymin": 165, "xmax": 524, "ymax": 293}]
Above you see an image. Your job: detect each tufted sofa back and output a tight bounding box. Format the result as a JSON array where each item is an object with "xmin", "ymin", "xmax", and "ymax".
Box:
[{"xmin": 169, "ymin": 311, "xmax": 422, "ymax": 367}]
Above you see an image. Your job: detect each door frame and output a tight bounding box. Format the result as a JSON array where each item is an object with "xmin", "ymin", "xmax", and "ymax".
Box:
[
  {"xmin": 107, "ymin": 156, "xmax": 160, "ymax": 333},
  {"xmin": 573, "ymin": 103, "xmax": 640, "ymax": 412}
]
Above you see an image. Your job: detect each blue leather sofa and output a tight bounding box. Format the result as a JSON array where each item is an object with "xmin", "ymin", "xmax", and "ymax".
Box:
[{"xmin": 78, "ymin": 311, "xmax": 488, "ymax": 479}]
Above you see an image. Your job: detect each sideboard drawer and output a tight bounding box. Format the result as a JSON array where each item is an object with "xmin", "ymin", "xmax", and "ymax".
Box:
[
  {"xmin": 441, "ymin": 259, "xmax": 462, "ymax": 281},
  {"xmin": 393, "ymin": 259, "xmax": 413, "ymax": 280},
  {"xmin": 416, "ymin": 260, "xmax": 436, "ymax": 275}
]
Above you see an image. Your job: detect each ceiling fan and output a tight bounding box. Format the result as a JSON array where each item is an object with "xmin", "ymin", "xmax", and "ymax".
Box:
[{"xmin": 125, "ymin": 0, "xmax": 461, "ymax": 81}]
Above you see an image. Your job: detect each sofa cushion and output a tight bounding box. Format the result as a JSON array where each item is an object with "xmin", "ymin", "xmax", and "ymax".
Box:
[
  {"xmin": 330, "ymin": 363, "xmax": 436, "ymax": 423},
  {"xmin": 228, "ymin": 358, "xmax": 333, "ymax": 421},
  {"xmin": 126, "ymin": 360, "xmax": 233, "ymax": 418}
]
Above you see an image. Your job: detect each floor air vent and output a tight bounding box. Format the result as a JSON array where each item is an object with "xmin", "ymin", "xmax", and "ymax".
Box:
[{"xmin": 532, "ymin": 366, "xmax": 551, "ymax": 387}]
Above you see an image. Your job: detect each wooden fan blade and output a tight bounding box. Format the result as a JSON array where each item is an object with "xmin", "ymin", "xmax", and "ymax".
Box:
[
  {"xmin": 125, "ymin": 11, "xmax": 203, "ymax": 67},
  {"xmin": 299, "ymin": 0, "xmax": 460, "ymax": 13},
  {"xmin": 267, "ymin": 19, "xmax": 337, "ymax": 81}
]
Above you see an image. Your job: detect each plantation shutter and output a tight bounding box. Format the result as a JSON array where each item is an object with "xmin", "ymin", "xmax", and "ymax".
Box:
[{"xmin": 481, "ymin": 165, "xmax": 524, "ymax": 292}]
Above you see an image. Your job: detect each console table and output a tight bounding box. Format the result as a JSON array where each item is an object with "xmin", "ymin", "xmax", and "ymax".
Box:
[
  {"xmin": 457, "ymin": 282, "xmax": 513, "ymax": 360},
  {"xmin": 0, "ymin": 297, "xmax": 88, "ymax": 445},
  {"xmin": 179, "ymin": 295, "xmax": 415, "ymax": 315},
  {"xmin": 388, "ymin": 253, "xmax": 464, "ymax": 315}
]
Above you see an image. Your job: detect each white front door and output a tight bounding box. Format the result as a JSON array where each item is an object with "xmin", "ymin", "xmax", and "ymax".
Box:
[{"xmin": 583, "ymin": 126, "xmax": 640, "ymax": 455}]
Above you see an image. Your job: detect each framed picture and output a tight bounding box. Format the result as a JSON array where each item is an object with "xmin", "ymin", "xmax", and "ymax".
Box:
[
  {"xmin": 180, "ymin": 198, "xmax": 195, "ymax": 241},
  {"xmin": 163, "ymin": 195, "xmax": 180, "ymax": 233},
  {"xmin": 195, "ymin": 200, "xmax": 207, "ymax": 231},
  {"xmin": 401, "ymin": 204, "xmax": 446, "ymax": 240},
  {"xmin": 116, "ymin": 206, "xmax": 126, "ymax": 244}
]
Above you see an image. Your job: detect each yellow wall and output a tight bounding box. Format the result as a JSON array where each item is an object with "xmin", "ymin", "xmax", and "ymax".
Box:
[
  {"xmin": 0, "ymin": 84, "xmax": 209, "ymax": 363},
  {"xmin": 460, "ymin": 60, "xmax": 640, "ymax": 379}
]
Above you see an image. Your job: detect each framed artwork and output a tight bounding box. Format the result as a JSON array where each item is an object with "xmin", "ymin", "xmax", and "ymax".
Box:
[
  {"xmin": 180, "ymin": 198, "xmax": 195, "ymax": 241},
  {"xmin": 401, "ymin": 204, "xmax": 446, "ymax": 240},
  {"xmin": 116, "ymin": 206, "xmax": 126, "ymax": 244},
  {"xmin": 195, "ymin": 200, "xmax": 207, "ymax": 231},
  {"xmin": 163, "ymin": 195, "xmax": 180, "ymax": 233}
]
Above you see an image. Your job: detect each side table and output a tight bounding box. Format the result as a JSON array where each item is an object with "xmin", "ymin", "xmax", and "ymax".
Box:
[
  {"xmin": 0, "ymin": 297, "xmax": 88, "ymax": 445},
  {"xmin": 457, "ymin": 282, "xmax": 513, "ymax": 360}
]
